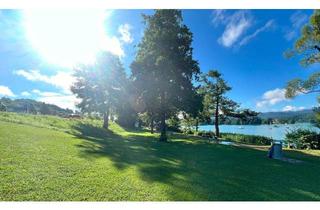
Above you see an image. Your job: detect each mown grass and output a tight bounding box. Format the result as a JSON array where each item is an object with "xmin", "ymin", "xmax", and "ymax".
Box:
[{"xmin": 1, "ymin": 112, "xmax": 320, "ymax": 201}]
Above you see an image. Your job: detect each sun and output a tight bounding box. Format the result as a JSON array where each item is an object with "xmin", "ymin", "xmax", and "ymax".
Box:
[{"xmin": 23, "ymin": 9, "xmax": 111, "ymax": 67}]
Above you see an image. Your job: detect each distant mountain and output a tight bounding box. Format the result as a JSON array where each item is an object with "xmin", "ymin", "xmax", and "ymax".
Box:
[
  {"xmin": 0, "ymin": 97, "xmax": 73, "ymax": 116},
  {"xmin": 259, "ymin": 109, "xmax": 315, "ymax": 123}
]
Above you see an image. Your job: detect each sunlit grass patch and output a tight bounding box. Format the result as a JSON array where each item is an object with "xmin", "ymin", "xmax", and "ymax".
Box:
[{"xmin": 1, "ymin": 113, "xmax": 320, "ymax": 201}]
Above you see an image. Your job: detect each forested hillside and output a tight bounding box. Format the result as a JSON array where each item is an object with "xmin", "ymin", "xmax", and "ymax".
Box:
[{"xmin": 0, "ymin": 97, "xmax": 73, "ymax": 116}]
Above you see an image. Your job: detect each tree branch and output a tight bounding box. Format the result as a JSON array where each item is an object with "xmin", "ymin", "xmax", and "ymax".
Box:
[{"xmin": 314, "ymin": 45, "xmax": 320, "ymax": 52}]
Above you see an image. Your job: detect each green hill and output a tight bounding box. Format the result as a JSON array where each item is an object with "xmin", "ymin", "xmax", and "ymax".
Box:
[
  {"xmin": 0, "ymin": 97, "xmax": 73, "ymax": 116},
  {"xmin": 0, "ymin": 112, "xmax": 320, "ymax": 201},
  {"xmin": 259, "ymin": 109, "xmax": 315, "ymax": 122}
]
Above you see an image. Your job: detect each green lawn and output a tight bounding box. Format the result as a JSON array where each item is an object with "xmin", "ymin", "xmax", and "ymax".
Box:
[{"xmin": 1, "ymin": 112, "xmax": 320, "ymax": 201}]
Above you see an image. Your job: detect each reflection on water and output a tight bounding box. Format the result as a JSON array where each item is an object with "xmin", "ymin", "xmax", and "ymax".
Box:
[
  {"xmin": 219, "ymin": 141, "xmax": 235, "ymax": 146},
  {"xmin": 198, "ymin": 123, "xmax": 320, "ymax": 140}
]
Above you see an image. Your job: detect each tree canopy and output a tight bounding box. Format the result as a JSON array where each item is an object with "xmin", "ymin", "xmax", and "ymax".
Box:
[
  {"xmin": 71, "ymin": 52, "xmax": 127, "ymax": 129},
  {"xmin": 285, "ymin": 10, "xmax": 320, "ymax": 99},
  {"xmin": 200, "ymin": 70, "xmax": 258, "ymax": 137},
  {"xmin": 131, "ymin": 10, "xmax": 200, "ymax": 141}
]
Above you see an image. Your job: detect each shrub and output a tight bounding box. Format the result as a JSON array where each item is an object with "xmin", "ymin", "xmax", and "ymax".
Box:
[
  {"xmin": 221, "ymin": 133, "xmax": 272, "ymax": 145},
  {"xmin": 197, "ymin": 131, "xmax": 216, "ymax": 138},
  {"xmin": 285, "ymin": 129, "xmax": 320, "ymax": 150},
  {"xmin": 0, "ymin": 102, "xmax": 7, "ymax": 112},
  {"xmin": 167, "ymin": 116, "xmax": 182, "ymax": 133}
]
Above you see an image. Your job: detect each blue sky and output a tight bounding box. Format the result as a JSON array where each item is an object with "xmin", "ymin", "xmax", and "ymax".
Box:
[{"xmin": 0, "ymin": 9, "xmax": 318, "ymax": 112}]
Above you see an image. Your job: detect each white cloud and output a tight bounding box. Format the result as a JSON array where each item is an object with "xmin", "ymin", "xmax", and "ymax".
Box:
[
  {"xmin": 32, "ymin": 89, "xmax": 41, "ymax": 94},
  {"xmin": 102, "ymin": 36, "xmax": 124, "ymax": 57},
  {"xmin": 218, "ymin": 11, "xmax": 251, "ymax": 47},
  {"xmin": 282, "ymin": 105, "xmax": 305, "ymax": 112},
  {"xmin": 14, "ymin": 70, "xmax": 75, "ymax": 93},
  {"xmin": 256, "ymin": 88, "xmax": 288, "ymax": 108},
  {"xmin": 0, "ymin": 85, "xmax": 15, "ymax": 97},
  {"xmin": 118, "ymin": 24, "xmax": 133, "ymax": 44},
  {"xmin": 21, "ymin": 91, "xmax": 31, "ymax": 96},
  {"xmin": 284, "ymin": 11, "xmax": 308, "ymax": 41},
  {"xmin": 239, "ymin": 19, "xmax": 275, "ymax": 47},
  {"xmin": 32, "ymin": 89, "xmax": 80, "ymax": 110},
  {"xmin": 211, "ymin": 10, "xmax": 227, "ymax": 27},
  {"xmin": 32, "ymin": 89, "xmax": 61, "ymax": 97}
]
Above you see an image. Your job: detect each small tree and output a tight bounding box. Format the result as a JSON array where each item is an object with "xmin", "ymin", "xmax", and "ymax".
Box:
[
  {"xmin": 0, "ymin": 102, "xmax": 7, "ymax": 112},
  {"xmin": 201, "ymin": 70, "xmax": 232, "ymax": 137}
]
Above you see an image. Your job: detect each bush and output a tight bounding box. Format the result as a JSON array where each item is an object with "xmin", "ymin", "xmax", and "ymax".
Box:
[
  {"xmin": 285, "ymin": 129, "xmax": 320, "ymax": 150},
  {"xmin": 197, "ymin": 131, "xmax": 216, "ymax": 138},
  {"xmin": 221, "ymin": 133, "xmax": 272, "ymax": 145},
  {"xmin": 167, "ymin": 116, "xmax": 182, "ymax": 133}
]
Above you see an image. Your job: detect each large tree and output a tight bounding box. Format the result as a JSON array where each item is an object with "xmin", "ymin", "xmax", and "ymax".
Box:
[
  {"xmin": 285, "ymin": 10, "xmax": 320, "ymax": 126},
  {"xmin": 131, "ymin": 10, "xmax": 200, "ymax": 141},
  {"xmin": 132, "ymin": 72, "xmax": 160, "ymax": 134},
  {"xmin": 285, "ymin": 10, "xmax": 320, "ymax": 98},
  {"xmin": 71, "ymin": 52, "xmax": 127, "ymax": 129}
]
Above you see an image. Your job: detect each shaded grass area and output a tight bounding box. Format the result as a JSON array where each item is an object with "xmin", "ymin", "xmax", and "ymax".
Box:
[{"xmin": 1, "ymin": 112, "xmax": 320, "ymax": 200}]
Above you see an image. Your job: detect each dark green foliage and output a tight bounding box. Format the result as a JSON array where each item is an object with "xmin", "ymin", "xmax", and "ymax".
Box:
[
  {"xmin": 285, "ymin": 10, "xmax": 320, "ymax": 107},
  {"xmin": 197, "ymin": 130, "xmax": 215, "ymax": 138},
  {"xmin": 39, "ymin": 102, "xmax": 51, "ymax": 115},
  {"xmin": 285, "ymin": 10, "xmax": 320, "ymax": 67},
  {"xmin": 284, "ymin": 10, "xmax": 320, "ymax": 129},
  {"xmin": 221, "ymin": 133, "xmax": 272, "ymax": 145},
  {"xmin": 115, "ymin": 80, "xmax": 139, "ymax": 128},
  {"xmin": 0, "ymin": 97, "xmax": 73, "ymax": 116},
  {"xmin": 0, "ymin": 102, "xmax": 6, "ymax": 112},
  {"xmin": 200, "ymin": 70, "xmax": 233, "ymax": 137},
  {"xmin": 71, "ymin": 52, "xmax": 127, "ymax": 129},
  {"xmin": 116, "ymin": 102, "xmax": 138, "ymax": 128},
  {"xmin": 259, "ymin": 109, "xmax": 316, "ymax": 124},
  {"xmin": 205, "ymin": 109, "xmax": 316, "ymax": 125},
  {"xmin": 196, "ymin": 131, "xmax": 272, "ymax": 145},
  {"xmin": 313, "ymin": 107, "xmax": 320, "ymax": 127},
  {"xmin": 285, "ymin": 129, "xmax": 320, "ymax": 149},
  {"xmin": 131, "ymin": 10, "xmax": 200, "ymax": 141},
  {"xmin": 181, "ymin": 115, "xmax": 197, "ymax": 134},
  {"xmin": 285, "ymin": 72, "xmax": 320, "ymax": 98},
  {"xmin": 166, "ymin": 115, "xmax": 181, "ymax": 132}
]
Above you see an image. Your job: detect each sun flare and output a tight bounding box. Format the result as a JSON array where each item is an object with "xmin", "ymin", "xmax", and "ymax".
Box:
[{"xmin": 23, "ymin": 10, "xmax": 111, "ymax": 67}]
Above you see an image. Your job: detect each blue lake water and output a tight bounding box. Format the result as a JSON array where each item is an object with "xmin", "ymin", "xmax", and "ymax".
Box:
[{"xmin": 198, "ymin": 123, "xmax": 320, "ymax": 140}]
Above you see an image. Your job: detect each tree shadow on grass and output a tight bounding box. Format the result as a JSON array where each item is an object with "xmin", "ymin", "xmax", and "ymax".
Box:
[{"xmin": 71, "ymin": 123, "xmax": 320, "ymax": 201}]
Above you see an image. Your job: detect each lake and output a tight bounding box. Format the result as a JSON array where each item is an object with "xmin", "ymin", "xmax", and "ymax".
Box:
[{"xmin": 198, "ymin": 123, "xmax": 320, "ymax": 140}]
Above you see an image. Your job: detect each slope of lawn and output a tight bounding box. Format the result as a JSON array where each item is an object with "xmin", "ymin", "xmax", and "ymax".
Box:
[{"xmin": 0, "ymin": 112, "xmax": 320, "ymax": 201}]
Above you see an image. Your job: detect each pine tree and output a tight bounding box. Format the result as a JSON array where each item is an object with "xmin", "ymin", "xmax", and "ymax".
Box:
[
  {"xmin": 71, "ymin": 52, "xmax": 127, "ymax": 129},
  {"xmin": 131, "ymin": 10, "xmax": 200, "ymax": 141}
]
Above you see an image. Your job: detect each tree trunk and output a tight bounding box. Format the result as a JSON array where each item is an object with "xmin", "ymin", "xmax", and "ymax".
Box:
[
  {"xmin": 150, "ymin": 113, "xmax": 154, "ymax": 134},
  {"xmin": 103, "ymin": 107, "xmax": 110, "ymax": 129},
  {"xmin": 159, "ymin": 111, "xmax": 167, "ymax": 142},
  {"xmin": 159, "ymin": 91, "xmax": 167, "ymax": 142},
  {"xmin": 195, "ymin": 118, "xmax": 199, "ymax": 133},
  {"xmin": 214, "ymin": 98, "xmax": 220, "ymax": 138}
]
